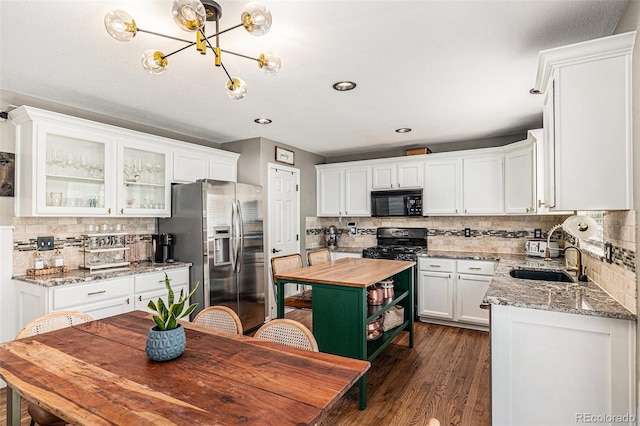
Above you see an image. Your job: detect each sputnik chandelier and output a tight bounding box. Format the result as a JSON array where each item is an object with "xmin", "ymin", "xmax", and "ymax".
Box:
[{"xmin": 104, "ymin": 0, "xmax": 281, "ymax": 100}]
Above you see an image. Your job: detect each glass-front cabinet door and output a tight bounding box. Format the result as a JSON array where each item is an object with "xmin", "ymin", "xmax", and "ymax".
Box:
[
  {"xmin": 117, "ymin": 138, "xmax": 171, "ymax": 217},
  {"xmin": 36, "ymin": 123, "xmax": 116, "ymax": 216}
]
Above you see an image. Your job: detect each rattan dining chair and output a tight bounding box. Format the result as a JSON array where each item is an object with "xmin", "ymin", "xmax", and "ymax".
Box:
[
  {"xmin": 270, "ymin": 253, "xmax": 312, "ymax": 309},
  {"xmin": 193, "ymin": 305, "xmax": 243, "ymax": 335},
  {"xmin": 16, "ymin": 310, "xmax": 94, "ymax": 426},
  {"xmin": 254, "ymin": 319, "xmax": 319, "ymax": 352},
  {"xmin": 306, "ymin": 248, "xmax": 331, "ymax": 266}
]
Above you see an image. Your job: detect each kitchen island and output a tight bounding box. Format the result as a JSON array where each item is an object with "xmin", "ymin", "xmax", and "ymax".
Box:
[{"xmin": 274, "ymin": 257, "xmax": 414, "ymax": 409}]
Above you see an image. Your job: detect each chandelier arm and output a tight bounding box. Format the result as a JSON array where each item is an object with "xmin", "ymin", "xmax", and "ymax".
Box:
[
  {"xmin": 219, "ymin": 49, "xmax": 260, "ymax": 62},
  {"xmin": 137, "ymin": 28, "xmax": 192, "ymax": 44},
  {"xmin": 203, "ymin": 33, "xmax": 235, "ymax": 85},
  {"xmin": 203, "ymin": 23, "xmax": 245, "ymax": 42}
]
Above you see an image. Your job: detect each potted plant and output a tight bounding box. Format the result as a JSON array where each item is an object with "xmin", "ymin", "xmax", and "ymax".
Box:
[{"xmin": 145, "ymin": 273, "xmax": 198, "ymax": 361}]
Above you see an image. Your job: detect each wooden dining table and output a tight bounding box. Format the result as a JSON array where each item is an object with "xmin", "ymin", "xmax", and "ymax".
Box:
[{"xmin": 0, "ymin": 310, "xmax": 370, "ymax": 425}]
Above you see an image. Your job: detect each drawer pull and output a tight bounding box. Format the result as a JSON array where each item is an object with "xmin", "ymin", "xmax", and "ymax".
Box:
[
  {"xmin": 468, "ymin": 267, "xmax": 482, "ymax": 270},
  {"xmin": 429, "ymin": 264, "xmax": 442, "ymax": 267},
  {"xmin": 87, "ymin": 290, "xmax": 106, "ymax": 296},
  {"xmin": 158, "ymin": 279, "xmax": 172, "ymax": 283}
]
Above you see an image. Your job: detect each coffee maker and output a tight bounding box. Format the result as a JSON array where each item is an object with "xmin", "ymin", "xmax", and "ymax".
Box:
[{"xmin": 152, "ymin": 233, "xmax": 175, "ymax": 263}]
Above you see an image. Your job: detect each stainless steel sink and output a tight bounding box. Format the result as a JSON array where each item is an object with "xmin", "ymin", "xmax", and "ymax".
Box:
[{"xmin": 509, "ymin": 269, "xmax": 574, "ymax": 283}]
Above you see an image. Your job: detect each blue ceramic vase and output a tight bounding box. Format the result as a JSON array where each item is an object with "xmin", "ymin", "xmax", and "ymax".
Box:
[{"xmin": 146, "ymin": 324, "xmax": 186, "ymax": 361}]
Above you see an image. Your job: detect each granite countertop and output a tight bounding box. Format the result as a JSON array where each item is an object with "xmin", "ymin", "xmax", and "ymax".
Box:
[
  {"xmin": 306, "ymin": 246, "xmax": 367, "ymax": 254},
  {"xmin": 13, "ymin": 261, "xmax": 192, "ymax": 287},
  {"xmin": 419, "ymin": 250, "xmax": 635, "ymax": 321}
]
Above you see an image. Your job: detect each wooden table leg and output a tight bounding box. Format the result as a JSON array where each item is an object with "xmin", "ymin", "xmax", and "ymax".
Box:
[
  {"xmin": 7, "ymin": 386, "xmax": 20, "ymax": 426},
  {"xmin": 358, "ymin": 374, "xmax": 367, "ymax": 410}
]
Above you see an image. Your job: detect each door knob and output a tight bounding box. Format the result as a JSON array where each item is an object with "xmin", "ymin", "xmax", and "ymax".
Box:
[{"xmin": 272, "ymin": 248, "xmax": 281, "ymax": 254}]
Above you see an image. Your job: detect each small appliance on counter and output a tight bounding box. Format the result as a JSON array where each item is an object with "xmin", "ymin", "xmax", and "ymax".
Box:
[
  {"xmin": 327, "ymin": 225, "xmax": 339, "ymax": 250},
  {"xmin": 525, "ymin": 239, "xmax": 560, "ymax": 258},
  {"xmin": 151, "ymin": 233, "xmax": 175, "ymax": 263}
]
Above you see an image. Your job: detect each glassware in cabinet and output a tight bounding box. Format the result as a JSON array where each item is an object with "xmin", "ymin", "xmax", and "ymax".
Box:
[{"xmin": 118, "ymin": 144, "xmax": 170, "ymax": 216}]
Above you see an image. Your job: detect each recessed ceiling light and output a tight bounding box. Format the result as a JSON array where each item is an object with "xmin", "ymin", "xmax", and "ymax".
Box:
[
  {"xmin": 332, "ymin": 81, "xmax": 356, "ymax": 91},
  {"xmin": 254, "ymin": 118, "xmax": 272, "ymax": 124},
  {"xmin": 395, "ymin": 128, "xmax": 412, "ymax": 133}
]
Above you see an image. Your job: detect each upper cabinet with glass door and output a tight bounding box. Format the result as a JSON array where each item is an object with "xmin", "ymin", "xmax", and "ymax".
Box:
[
  {"xmin": 117, "ymin": 138, "xmax": 171, "ymax": 217},
  {"xmin": 11, "ymin": 106, "xmax": 172, "ymax": 217},
  {"xmin": 11, "ymin": 107, "xmax": 117, "ymax": 217}
]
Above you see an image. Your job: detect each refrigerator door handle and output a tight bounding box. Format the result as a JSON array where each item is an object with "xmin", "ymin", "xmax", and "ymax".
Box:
[
  {"xmin": 236, "ymin": 201, "xmax": 244, "ymax": 273},
  {"xmin": 230, "ymin": 200, "xmax": 238, "ymax": 272}
]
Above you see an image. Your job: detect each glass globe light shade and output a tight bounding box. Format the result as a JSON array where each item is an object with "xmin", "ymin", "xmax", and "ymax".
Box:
[
  {"xmin": 104, "ymin": 10, "xmax": 137, "ymax": 41},
  {"xmin": 241, "ymin": 2, "xmax": 272, "ymax": 36},
  {"xmin": 226, "ymin": 78, "xmax": 247, "ymax": 100},
  {"xmin": 259, "ymin": 52, "xmax": 281, "ymax": 76},
  {"xmin": 172, "ymin": 0, "xmax": 206, "ymax": 31},
  {"xmin": 141, "ymin": 50, "xmax": 168, "ymax": 75}
]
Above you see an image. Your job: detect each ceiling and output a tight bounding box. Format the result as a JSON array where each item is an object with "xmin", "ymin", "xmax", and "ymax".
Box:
[{"xmin": 0, "ymin": 0, "xmax": 629, "ymax": 158}]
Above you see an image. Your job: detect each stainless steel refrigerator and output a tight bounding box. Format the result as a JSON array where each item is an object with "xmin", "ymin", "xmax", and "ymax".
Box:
[{"xmin": 158, "ymin": 179, "xmax": 265, "ymax": 332}]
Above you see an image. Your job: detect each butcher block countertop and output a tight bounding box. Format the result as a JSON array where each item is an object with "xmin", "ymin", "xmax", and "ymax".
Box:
[{"xmin": 274, "ymin": 258, "xmax": 415, "ymax": 288}]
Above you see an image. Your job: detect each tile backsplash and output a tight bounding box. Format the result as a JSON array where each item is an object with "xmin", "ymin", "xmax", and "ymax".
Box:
[{"xmin": 13, "ymin": 217, "xmax": 156, "ymax": 275}]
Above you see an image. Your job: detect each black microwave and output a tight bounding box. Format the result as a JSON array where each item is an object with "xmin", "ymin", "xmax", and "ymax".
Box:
[{"xmin": 371, "ymin": 189, "xmax": 423, "ymax": 217}]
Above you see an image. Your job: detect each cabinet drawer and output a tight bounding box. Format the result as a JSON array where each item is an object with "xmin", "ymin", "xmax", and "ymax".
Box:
[
  {"xmin": 134, "ymin": 268, "xmax": 189, "ymax": 293},
  {"xmin": 418, "ymin": 258, "xmax": 455, "ymax": 273},
  {"xmin": 457, "ymin": 260, "xmax": 496, "ymax": 276},
  {"xmin": 53, "ymin": 277, "xmax": 132, "ymax": 310}
]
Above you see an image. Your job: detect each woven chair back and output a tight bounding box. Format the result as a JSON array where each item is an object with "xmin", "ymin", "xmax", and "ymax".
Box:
[
  {"xmin": 270, "ymin": 254, "xmax": 303, "ymax": 282},
  {"xmin": 254, "ymin": 319, "xmax": 319, "ymax": 351},
  {"xmin": 193, "ymin": 305, "xmax": 243, "ymax": 335},
  {"xmin": 307, "ymin": 248, "xmax": 331, "ymax": 266},
  {"xmin": 16, "ymin": 310, "xmax": 94, "ymax": 339}
]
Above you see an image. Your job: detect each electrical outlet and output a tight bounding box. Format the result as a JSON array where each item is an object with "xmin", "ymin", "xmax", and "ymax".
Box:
[
  {"xmin": 534, "ymin": 228, "xmax": 542, "ymax": 239},
  {"xmin": 464, "ymin": 228, "xmax": 471, "ymax": 238},
  {"xmin": 36, "ymin": 236, "xmax": 54, "ymax": 251},
  {"xmin": 605, "ymin": 242, "xmax": 613, "ymax": 264}
]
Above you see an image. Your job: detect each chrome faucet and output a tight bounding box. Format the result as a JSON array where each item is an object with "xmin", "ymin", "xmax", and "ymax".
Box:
[{"xmin": 563, "ymin": 246, "xmax": 588, "ymax": 284}]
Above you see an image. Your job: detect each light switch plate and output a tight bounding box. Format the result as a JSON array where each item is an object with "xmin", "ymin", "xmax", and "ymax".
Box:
[
  {"xmin": 36, "ymin": 236, "xmax": 54, "ymax": 251},
  {"xmin": 464, "ymin": 228, "xmax": 471, "ymax": 238}
]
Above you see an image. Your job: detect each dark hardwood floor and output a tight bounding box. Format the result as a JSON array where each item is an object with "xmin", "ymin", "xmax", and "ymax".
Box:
[{"xmin": 0, "ymin": 315, "xmax": 490, "ymax": 426}]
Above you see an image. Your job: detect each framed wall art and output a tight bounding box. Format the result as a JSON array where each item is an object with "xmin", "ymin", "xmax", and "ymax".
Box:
[{"xmin": 275, "ymin": 146, "xmax": 295, "ymax": 165}]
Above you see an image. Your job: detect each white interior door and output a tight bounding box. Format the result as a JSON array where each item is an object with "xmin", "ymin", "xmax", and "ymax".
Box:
[{"xmin": 267, "ymin": 163, "xmax": 300, "ymax": 318}]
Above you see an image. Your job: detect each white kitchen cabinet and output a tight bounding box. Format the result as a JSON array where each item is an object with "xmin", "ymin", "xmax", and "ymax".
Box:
[
  {"xmin": 173, "ymin": 146, "xmax": 239, "ymax": 183},
  {"xmin": 117, "ymin": 138, "xmax": 171, "ymax": 217},
  {"xmin": 417, "ymin": 258, "xmax": 454, "ymax": 320},
  {"xmin": 372, "ymin": 161, "xmax": 423, "ymax": 190},
  {"xmin": 133, "ymin": 268, "xmax": 190, "ymax": 314},
  {"xmin": 14, "ymin": 276, "xmax": 134, "ymax": 334},
  {"xmin": 316, "ymin": 165, "xmax": 370, "ymax": 217},
  {"xmin": 534, "ymin": 31, "xmax": 635, "ymax": 211},
  {"xmin": 11, "ymin": 106, "xmax": 172, "ymax": 217},
  {"xmin": 418, "ymin": 257, "xmax": 494, "ymax": 329},
  {"xmin": 423, "ymin": 157, "xmax": 461, "ymax": 215},
  {"xmin": 504, "ymin": 140, "xmax": 535, "ymax": 214},
  {"xmin": 491, "ymin": 305, "xmax": 635, "ymax": 425},
  {"xmin": 462, "ymin": 153, "xmax": 504, "ymax": 215}
]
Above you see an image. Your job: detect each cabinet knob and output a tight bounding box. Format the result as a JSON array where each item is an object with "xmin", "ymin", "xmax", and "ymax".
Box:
[
  {"xmin": 120, "ymin": 209, "xmax": 124, "ymax": 214},
  {"xmin": 108, "ymin": 208, "xmax": 112, "ymax": 214},
  {"xmin": 126, "ymin": 297, "xmax": 130, "ymax": 305},
  {"xmin": 538, "ymin": 200, "xmax": 545, "ymax": 207}
]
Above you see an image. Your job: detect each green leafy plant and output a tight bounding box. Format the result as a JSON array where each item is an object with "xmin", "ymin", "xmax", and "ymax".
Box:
[{"xmin": 147, "ymin": 273, "xmax": 199, "ymax": 331}]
